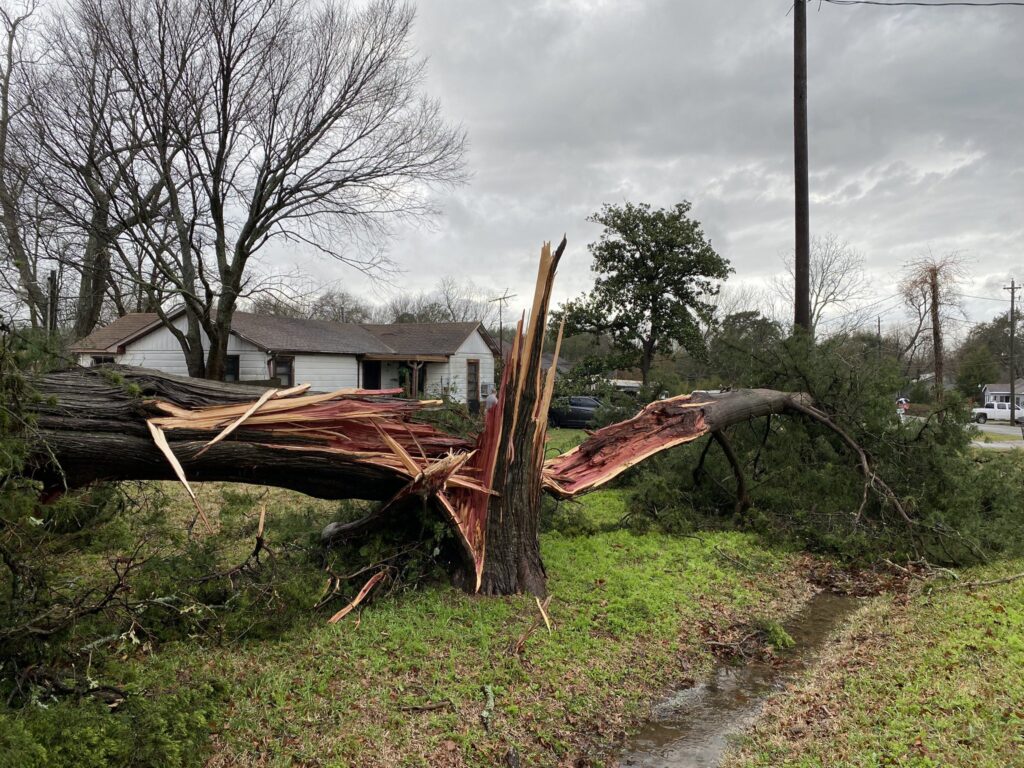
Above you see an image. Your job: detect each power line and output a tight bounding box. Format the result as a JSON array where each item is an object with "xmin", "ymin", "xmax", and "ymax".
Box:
[
  {"xmin": 821, "ymin": 1, "xmax": 1024, "ymax": 7},
  {"xmin": 816, "ymin": 296, "xmax": 905, "ymax": 326},
  {"xmin": 957, "ymin": 292, "xmax": 1011, "ymax": 303}
]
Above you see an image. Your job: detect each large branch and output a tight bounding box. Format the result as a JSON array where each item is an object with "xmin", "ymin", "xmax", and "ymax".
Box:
[
  {"xmin": 544, "ymin": 389, "xmax": 809, "ymax": 497},
  {"xmin": 28, "ymin": 367, "xmax": 471, "ymax": 501},
  {"xmin": 26, "ymin": 371, "xmax": 903, "ymax": 518}
]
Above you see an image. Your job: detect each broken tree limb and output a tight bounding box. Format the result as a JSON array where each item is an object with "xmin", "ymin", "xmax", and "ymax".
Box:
[
  {"xmin": 544, "ymin": 389, "xmax": 809, "ymax": 497},
  {"xmin": 27, "ymin": 368, "xmax": 472, "ymax": 502},
  {"xmin": 712, "ymin": 430, "xmax": 750, "ymax": 516},
  {"xmin": 22, "ymin": 373, "xmax": 910, "ymax": 595},
  {"xmin": 17, "ymin": 240, "xmax": 912, "ymax": 598}
]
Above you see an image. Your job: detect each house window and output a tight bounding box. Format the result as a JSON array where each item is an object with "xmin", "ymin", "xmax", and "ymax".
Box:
[
  {"xmin": 271, "ymin": 356, "xmax": 294, "ymax": 387},
  {"xmin": 91, "ymin": 355, "xmax": 115, "ymax": 366},
  {"xmin": 223, "ymin": 355, "xmax": 240, "ymax": 383}
]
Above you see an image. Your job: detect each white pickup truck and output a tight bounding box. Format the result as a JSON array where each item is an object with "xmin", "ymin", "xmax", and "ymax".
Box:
[{"xmin": 972, "ymin": 402, "xmax": 1023, "ymax": 424}]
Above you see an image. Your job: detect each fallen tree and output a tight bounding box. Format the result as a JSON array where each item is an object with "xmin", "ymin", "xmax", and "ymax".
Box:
[{"xmin": 20, "ymin": 239, "xmax": 909, "ymax": 597}]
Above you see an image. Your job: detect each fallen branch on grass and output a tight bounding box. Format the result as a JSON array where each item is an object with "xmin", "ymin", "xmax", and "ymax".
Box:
[{"xmin": 938, "ymin": 572, "xmax": 1024, "ymax": 591}]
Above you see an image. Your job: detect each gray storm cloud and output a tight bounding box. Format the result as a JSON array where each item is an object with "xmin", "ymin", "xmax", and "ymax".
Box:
[{"xmin": 278, "ymin": 0, "xmax": 1023, "ymax": 324}]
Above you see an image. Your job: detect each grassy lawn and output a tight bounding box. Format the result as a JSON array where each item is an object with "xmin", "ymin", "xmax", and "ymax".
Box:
[
  {"xmin": 723, "ymin": 560, "xmax": 1024, "ymax": 768},
  {"xmin": 976, "ymin": 432, "xmax": 1023, "ymax": 444},
  {"xmin": 197, "ymin": 491, "xmax": 810, "ymax": 766},
  {"xmin": 9, "ymin": 429, "xmax": 1017, "ymax": 766},
  {"xmin": 0, "ymin": 479, "xmax": 812, "ymax": 768},
  {"xmin": 545, "ymin": 426, "xmax": 589, "ymax": 455}
]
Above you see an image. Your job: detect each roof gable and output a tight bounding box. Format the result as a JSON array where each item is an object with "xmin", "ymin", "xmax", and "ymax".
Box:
[
  {"xmin": 359, "ymin": 322, "xmax": 487, "ymax": 356},
  {"xmin": 70, "ymin": 313, "xmax": 162, "ymax": 352}
]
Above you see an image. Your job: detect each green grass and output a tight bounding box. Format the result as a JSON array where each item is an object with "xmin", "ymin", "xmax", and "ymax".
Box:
[
  {"xmin": 977, "ymin": 432, "xmax": 1023, "ymax": 444},
  {"xmin": 546, "ymin": 427, "xmax": 588, "ymax": 456},
  {"xmin": 0, "ymin": 480, "xmax": 809, "ymax": 768},
  {"xmin": 198, "ymin": 526, "xmax": 804, "ymax": 766},
  {"xmin": 724, "ymin": 560, "xmax": 1024, "ymax": 768}
]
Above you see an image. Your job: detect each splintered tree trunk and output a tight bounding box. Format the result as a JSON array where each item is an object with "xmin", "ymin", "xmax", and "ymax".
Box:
[
  {"xmin": 17, "ymin": 238, "xmax": 910, "ymax": 598},
  {"xmin": 479, "ymin": 432, "xmax": 547, "ymax": 595}
]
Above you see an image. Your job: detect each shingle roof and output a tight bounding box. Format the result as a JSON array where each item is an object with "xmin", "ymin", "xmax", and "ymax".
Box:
[
  {"xmin": 70, "ymin": 313, "xmax": 161, "ymax": 352},
  {"xmin": 231, "ymin": 313, "xmax": 391, "ymax": 354},
  {"xmin": 983, "ymin": 379, "xmax": 1024, "ymax": 392},
  {"xmin": 360, "ymin": 322, "xmax": 486, "ymax": 356},
  {"xmin": 72, "ymin": 312, "xmax": 495, "ymax": 358}
]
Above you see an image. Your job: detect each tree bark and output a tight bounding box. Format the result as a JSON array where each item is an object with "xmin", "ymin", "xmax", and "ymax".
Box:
[
  {"xmin": 26, "ymin": 368, "xmax": 467, "ymax": 501},
  {"xmin": 20, "ymin": 368, "xmax": 908, "ymax": 595}
]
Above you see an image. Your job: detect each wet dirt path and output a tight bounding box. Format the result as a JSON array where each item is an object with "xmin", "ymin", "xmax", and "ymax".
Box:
[{"xmin": 617, "ymin": 591, "xmax": 860, "ymax": 768}]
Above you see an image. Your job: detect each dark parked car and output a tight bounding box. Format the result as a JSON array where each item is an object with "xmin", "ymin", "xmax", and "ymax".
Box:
[{"xmin": 548, "ymin": 396, "xmax": 601, "ymax": 428}]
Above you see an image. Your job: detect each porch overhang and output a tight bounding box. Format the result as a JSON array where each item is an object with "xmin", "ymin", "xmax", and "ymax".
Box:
[{"xmin": 361, "ymin": 354, "xmax": 448, "ymax": 363}]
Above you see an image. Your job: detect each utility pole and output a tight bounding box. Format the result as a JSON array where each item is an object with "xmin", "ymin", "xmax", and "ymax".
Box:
[
  {"xmin": 928, "ymin": 266, "xmax": 943, "ymax": 406},
  {"xmin": 877, "ymin": 315, "xmax": 882, "ymax": 362},
  {"xmin": 1006, "ymin": 278, "xmax": 1019, "ymax": 426},
  {"xmin": 793, "ymin": 0, "xmax": 811, "ymax": 335}
]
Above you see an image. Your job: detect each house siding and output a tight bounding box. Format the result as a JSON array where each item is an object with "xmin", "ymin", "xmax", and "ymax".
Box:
[
  {"xmin": 424, "ymin": 330, "xmax": 495, "ymax": 402},
  {"xmin": 78, "ymin": 315, "xmax": 268, "ymax": 379}
]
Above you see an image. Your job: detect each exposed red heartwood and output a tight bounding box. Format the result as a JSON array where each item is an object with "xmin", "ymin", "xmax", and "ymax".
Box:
[{"xmin": 543, "ymin": 393, "xmax": 711, "ymax": 497}]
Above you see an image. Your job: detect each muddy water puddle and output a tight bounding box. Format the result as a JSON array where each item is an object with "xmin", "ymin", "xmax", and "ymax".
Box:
[{"xmin": 617, "ymin": 591, "xmax": 859, "ymax": 768}]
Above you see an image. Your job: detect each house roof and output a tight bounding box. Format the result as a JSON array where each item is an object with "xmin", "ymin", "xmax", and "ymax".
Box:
[
  {"xmin": 983, "ymin": 379, "xmax": 1024, "ymax": 393},
  {"xmin": 71, "ymin": 313, "xmax": 162, "ymax": 352},
  {"xmin": 231, "ymin": 313, "xmax": 391, "ymax": 355},
  {"xmin": 362, "ymin": 322, "xmax": 498, "ymax": 357},
  {"xmin": 72, "ymin": 312, "xmax": 497, "ymax": 358}
]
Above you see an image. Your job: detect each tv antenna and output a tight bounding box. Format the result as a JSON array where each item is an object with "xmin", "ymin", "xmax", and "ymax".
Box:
[{"xmin": 489, "ymin": 289, "xmax": 518, "ymax": 356}]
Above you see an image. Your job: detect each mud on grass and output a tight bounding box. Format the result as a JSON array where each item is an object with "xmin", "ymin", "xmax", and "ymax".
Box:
[{"xmin": 723, "ymin": 559, "xmax": 1024, "ymax": 768}]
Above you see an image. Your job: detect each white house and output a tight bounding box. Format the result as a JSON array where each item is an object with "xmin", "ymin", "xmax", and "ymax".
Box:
[
  {"xmin": 981, "ymin": 379, "xmax": 1024, "ymax": 407},
  {"xmin": 71, "ymin": 311, "xmax": 499, "ymax": 408}
]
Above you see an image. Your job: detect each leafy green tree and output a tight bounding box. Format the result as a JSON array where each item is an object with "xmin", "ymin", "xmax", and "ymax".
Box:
[
  {"xmin": 555, "ymin": 202, "xmax": 731, "ymax": 386},
  {"xmin": 958, "ymin": 312, "xmax": 1018, "ymax": 379},
  {"xmin": 707, "ymin": 310, "xmax": 784, "ymax": 387},
  {"xmin": 956, "ymin": 344, "xmax": 999, "ymax": 399}
]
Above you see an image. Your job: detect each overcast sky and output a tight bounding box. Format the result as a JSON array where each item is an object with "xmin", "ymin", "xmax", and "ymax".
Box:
[{"xmin": 279, "ymin": 0, "xmax": 1024, "ymax": 329}]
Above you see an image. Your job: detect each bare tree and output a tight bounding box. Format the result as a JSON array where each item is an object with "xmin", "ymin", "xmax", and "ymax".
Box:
[
  {"xmin": 27, "ymin": 6, "xmax": 173, "ymax": 338},
  {"xmin": 250, "ymin": 287, "xmax": 373, "ymax": 323},
  {"xmin": 77, "ymin": 0, "xmax": 465, "ymax": 377},
  {"xmin": 371, "ymin": 291, "xmax": 448, "ymax": 324},
  {"xmin": 435, "ymin": 277, "xmax": 497, "ymax": 324},
  {"xmin": 0, "ymin": 1, "xmax": 47, "ymax": 327},
  {"xmin": 900, "ymin": 254, "xmax": 966, "ymax": 402},
  {"xmin": 775, "ymin": 233, "xmax": 873, "ymax": 335}
]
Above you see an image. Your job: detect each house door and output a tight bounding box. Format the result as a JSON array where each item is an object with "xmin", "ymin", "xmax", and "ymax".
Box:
[
  {"xmin": 362, "ymin": 360, "xmax": 381, "ymax": 390},
  {"xmin": 466, "ymin": 359, "xmax": 480, "ymax": 414}
]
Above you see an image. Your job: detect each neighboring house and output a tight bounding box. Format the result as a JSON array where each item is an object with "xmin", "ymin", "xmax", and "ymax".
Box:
[
  {"xmin": 71, "ymin": 311, "xmax": 499, "ymax": 406},
  {"xmin": 981, "ymin": 380, "xmax": 1024, "ymax": 407}
]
